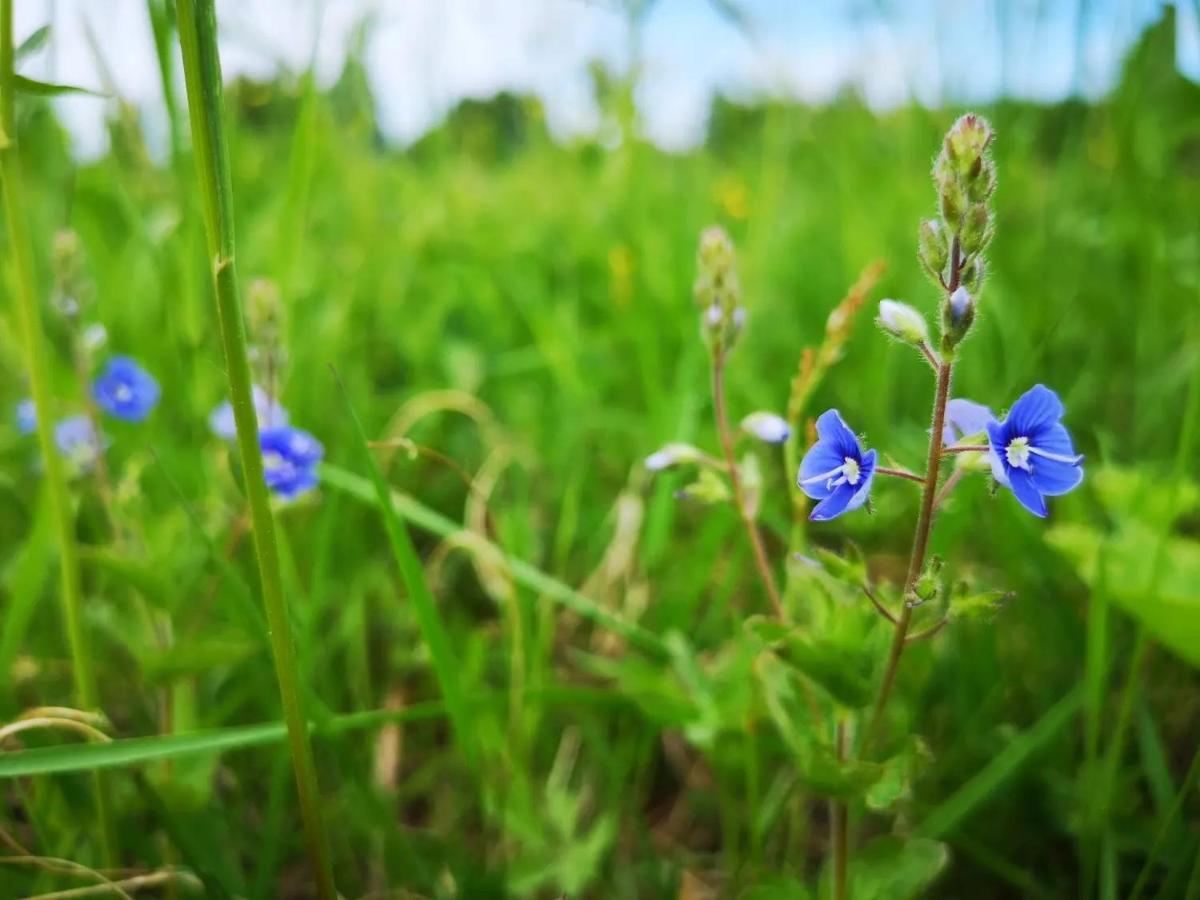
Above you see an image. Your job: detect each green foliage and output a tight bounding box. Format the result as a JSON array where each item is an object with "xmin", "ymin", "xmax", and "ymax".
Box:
[{"xmin": 0, "ymin": 7, "xmax": 1198, "ymax": 897}]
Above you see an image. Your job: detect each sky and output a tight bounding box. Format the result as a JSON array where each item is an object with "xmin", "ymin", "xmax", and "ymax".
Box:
[{"xmin": 15, "ymin": 0, "xmax": 1200, "ymax": 158}]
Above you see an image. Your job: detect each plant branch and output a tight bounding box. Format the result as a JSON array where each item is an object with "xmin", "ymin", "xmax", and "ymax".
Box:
[
  {"xmin": 905, "ymin": 616, "xmax": 950, "ymax": 645},
  {"xmin": 862, "ymin": 584, "xmax": 897, "ymax": 624},
  {"xmin": 712, "ymin": 348, "xmax": 784, "ymax": 619},
  {"xmin": 175, "ymin": 2, "xmax": 336, "ymax": 896},
  {"xmin": 917, "ymin": 340, "xmax": 941, "ymax": 371},
  {"xmin": 876, "ymin": 466, "xmax": 924, "ymax": 484},
  {"xmin": 832, "ymin": 718, "xmax": 849, "ymax": 900},
  {"xmin": 865, "ymin": 359, "xmax": 953, "ymax": 750},
  {"xmin": 942, "ymin": 444, "xmax": 989, "ymax": 455}
]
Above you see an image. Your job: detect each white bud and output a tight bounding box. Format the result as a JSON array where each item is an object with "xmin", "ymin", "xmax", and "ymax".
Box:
[
  {"xmin": 645, "ymin": 442, "xmax": 702, "ymax": 472},
  {"xmin": 949, "ymin": 286, "xmax": 973, "ymax": 320},
  {"xmin": 82, "ymin": 323, "xmax": 108, "ymax": 353},
  {"xmin": 877, "ymin": 299, "xmax": 929, "ymax": 345},
  {"xmin": 741, "ymin": 412, "xmax": 791, "ymax": 444}
]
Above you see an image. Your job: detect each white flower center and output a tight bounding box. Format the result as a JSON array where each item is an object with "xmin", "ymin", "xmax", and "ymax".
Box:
[
  {"xmin": 263, "ymin": 450, "xmax": 287, "ymax": 473},
  {"xmin": 115, "ymin": 384, "xmax": 133, "ymax": 403},
  {"xmin": 801, "ymin": 456, "xmax": 862, "ymax": 491},
  {"xmin": 1005, "ymin": 436, "xmax": 1031, "ymax": 470}
]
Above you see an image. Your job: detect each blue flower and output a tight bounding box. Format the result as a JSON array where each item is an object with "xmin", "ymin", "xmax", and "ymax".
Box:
[
  {"xmin": 209, "ymin": 385, "xmax": 289, "ymax": 441},
  {"xmin": 985, "ymin": 384, "xmax": 1084, "ymax": 518},
  {"xmin": 797, "ymin": 409, "xmax": 877, "ymax": 521},
  {"xmin": 54, "ymin": 415, "xmax": 104, "ymax": 472},
  {"xmin": 16, "ymin": 399, "xmax": 36, "ymax": 435},
  {"xmin": 92, "ymin": 356, "xmax": 160, "ymax": 422},
  {"xmin": 942, "ymin": 398, "xmax": 995, "ymax": 445},
  {"xmin": 259, "ymin": 425, "xmax": 323, "ymax": 499}
]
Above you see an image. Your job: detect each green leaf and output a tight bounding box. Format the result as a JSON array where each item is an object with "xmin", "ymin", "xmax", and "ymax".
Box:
[
  {"xmin": 821, "ymin": 836, "xmax": 948, "ymax": 900},
  {"xmin": 948, "ymin": 586, "xmax": 1011, "ymax": 621},
  {"xmin": 778, "ymin": 632, "xmax": 874, "ymax": 709},
  {"xmin": 678, "ymin": 467, "xmax": 732, "ymax": 504},
  {"xmin": 15, "ymin": 25, "xmax": 50, "ymax": 63},
  {"xmin": 0, "ymin": 487, "xmax": 55, "ymax": 681},
  {"xmin": 13, "ymin": 74, "xmax": 103, "ymax": 97},
  {"xmin": 1048, "ymin": 520, "xmax": 1200, "ymax": 666}
]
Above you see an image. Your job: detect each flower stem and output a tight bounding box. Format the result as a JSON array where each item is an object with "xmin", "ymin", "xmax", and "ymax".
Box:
[
  {"xmin": 174, "ymin": 2, "xmax": 336, "ymax": 896},
  {"xmin": 876, "ymin": 466, "xmax": 924, "ymax": 484},
  {"xmin": 711, "ymin": 348, "xmax": 783, "ymax": 619},
  {"xmin": 865, "ymin": 359, "xmax": 953, "ymax": 749},
  {"xmin": 0, "ymin": 0, "xmax": 116, "ymax": 866}
]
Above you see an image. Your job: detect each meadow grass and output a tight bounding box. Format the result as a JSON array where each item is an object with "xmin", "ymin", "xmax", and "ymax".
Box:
[{"xmin": 0, "ymin": 7, "xmax": 1198, "ymax": 898}]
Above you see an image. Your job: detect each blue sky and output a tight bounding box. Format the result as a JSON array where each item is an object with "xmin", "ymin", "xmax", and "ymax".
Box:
[{"xmin": 17, "ymin": 0, "xmax": 1200, "ymax": 158}]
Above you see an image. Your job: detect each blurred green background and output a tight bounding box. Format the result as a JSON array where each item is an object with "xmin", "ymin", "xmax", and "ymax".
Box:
[{"xmin": 1, "ymin": 2, "xmax": 1199, "ymax": 898}]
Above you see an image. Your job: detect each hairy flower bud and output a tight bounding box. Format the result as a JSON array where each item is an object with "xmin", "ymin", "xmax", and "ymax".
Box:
[
  {"xmin": 645, "ymin": 442, "xmax": 703, "ymax": 472},
  {"xmin": 693, "ymin": 226, "xmax": 744, "ymax": 353},
  {"xmin": 942, "ymin": 286, "xmax": 976, "ymax": 347},
  {"xmin": 960, "ymin": 203, "xmax": 993, "ymax": 255},
  {"xmin": 877, "ymin": 299, "xmax": 930, "ymax": 346},
  {"xmin": 741, "ymin": 411, "xmax": 791, "ymax": 444},
  {"xmin": 918, "ymin": 219, "xmax": 948, "ymax": 282}
]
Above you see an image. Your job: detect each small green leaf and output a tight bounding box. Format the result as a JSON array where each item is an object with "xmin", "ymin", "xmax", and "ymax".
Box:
[
  {"xmin": 825, "ymin": 836, "xmax": 949, "ymax": 900},
  {"xmin": 678, "ymin": 467, "xmax": 732, "ymax": 504},
  {"xmin": 948, "ymin": 587, "xmax": 1011, "ymax": 621},
  {"xmin": 778, "ymin": 632, "xmax": 874, "ymax": 709},
  {"xmin": 15, "ymin": 25, "xmax": 51, "ymax": 63},
  {"xmin": 13, "ymin": 74, "xmax": 103, "ymax": 97},
  {"xmin": 812, "ymin": 543, "xmax": 867, "ymax": 584}
]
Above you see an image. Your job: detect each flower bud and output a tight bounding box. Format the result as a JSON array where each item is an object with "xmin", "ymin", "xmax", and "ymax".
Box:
[
  {"xmin": 741, "ymin": 412, "xmax": 791, "ymax": 444},
  {"xmin": 960, "ymin": 203, "xmax": 993, "ymax": 256},
  {"xmin": 960, "ymin": 256, "xmax": 986, "ymax": 295},
  {"xmin": 918, "ymin": 219, "xmax": 948, "ymax": 281},
  {"xmin": 877, "ymin": 299, "xmax": 930, "ymax": 346},
  {"xmin": 645, "ymin": 442, "xmax": 703, "ymax": 472},
  {"xmin": 942, "ymin": 285, "xmax": 976, "ymax": 346},
  {"xmin": 944, "ymin": 114, "xmax": 992, "ymax": 175},
  {"xmin": 939, "ymin": 179, "xmax": 966, "ymax": 228}
]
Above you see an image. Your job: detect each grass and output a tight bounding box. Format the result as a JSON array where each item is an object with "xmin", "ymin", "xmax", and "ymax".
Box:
[{"xmin": 0, "ymin": 6, "xmax": 1198, "ymax": 898}]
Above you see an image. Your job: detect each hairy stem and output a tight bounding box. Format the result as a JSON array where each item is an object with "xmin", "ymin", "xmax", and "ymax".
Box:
[
  {"xmin": 0, "ymin": 0, "xmax": 117, "ymax": 865},
  {"xmin": 175, "ymin": 2, "xmax": 336, "ymax": 896},
  {"xmin": 865, "ymin": 360, "xmax": 953, "ymax": 748},
  {"xmin": 876, "ymin": 466, "xmax": 924, "ymax": 484},
  {"xmin": 711, "ymin": 349, "xmax": 784, "ymax": 619}
]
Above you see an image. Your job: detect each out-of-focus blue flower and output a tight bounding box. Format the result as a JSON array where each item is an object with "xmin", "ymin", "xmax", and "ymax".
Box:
[
  {"xmin": 797, "ymin": 410, "xmax": 877, "ymax": 521},
  {"xmin": 16, "ymin": 399, "xmax": 36, "ymax": 435},
  {"xmin": 209, "ymin": 385, "xmax": 288, "ymax": 441},
  {"xmin": 942, "ymin": 398, "xmax": 995, "ymax": 445},
  {"xmin": 986, "ymin": 384, "xmax": 1084, "ymax": 518},
  {"xmin": 259, "ymin": 425, "xmax": 323, "ymax": 499},
  {"xmin": 92, "ymin": 356, "xmax": 160, "ymax": 422},
  {"xmin": 54, "ymin": 415, "xmax": 104, "ymax": 472},
  {"xmin": 741, "ymin": 412, "xmax": 791, "ymax": 444}
]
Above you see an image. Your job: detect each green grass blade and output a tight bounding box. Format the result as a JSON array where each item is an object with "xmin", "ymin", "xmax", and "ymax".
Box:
[
  {"xmin": 332, "ymin": 371, "xmax": 477, "ymax": 766},
  {"xmin": 915, "ymin": 686, "xmax": 1082, "ymax": 839},
  {"xmin": 320, "ymin": 462, "xmax": 666, "ymax": 657}
]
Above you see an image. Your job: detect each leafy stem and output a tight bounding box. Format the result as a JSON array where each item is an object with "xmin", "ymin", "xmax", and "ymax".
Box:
[
  {"xmin": 865, "ymin": 357, "xmax": 953, "ymax": 750},
  {"xmin": 711, "ymin": 346, "xmax": 784, "ymax": 619}
]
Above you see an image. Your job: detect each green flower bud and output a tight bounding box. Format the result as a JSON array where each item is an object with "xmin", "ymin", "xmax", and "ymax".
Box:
[
  {"xmin": 918, "ymin": 219, "xmax": 949, "ymax": 281},
  {"xmin": 960, "ymin": 256, "xmax": 986, "ymax": 295},
  {"xmin": 939, "ymin": 179, "xmax": 966, "ymax": 229},
  {"xmin": 960, "ymin": 203, "xmax": 994, "ymax": 256},
  {"xmin": 945, "ymin": 114, "xmax": 992, "ymax": 175},
  {"xmin": 942, "ymin": 285, "xmax": 976, "ymax": 347},
  {"xmin": 966, "ymin": 157, "xmax": 996, "ymax": 202},
  {"xmin": 877, "ymin": 299, "xmax": 930, "ymax": 346}
]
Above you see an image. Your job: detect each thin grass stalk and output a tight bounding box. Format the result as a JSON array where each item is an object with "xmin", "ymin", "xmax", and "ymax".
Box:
[
  {"xmin": 173, "ymin": 1, "xmax": 335, "ymax": 895},
  {"xmin": 0, "ymin": 0, "xmax": 116, "ymax": 866}
]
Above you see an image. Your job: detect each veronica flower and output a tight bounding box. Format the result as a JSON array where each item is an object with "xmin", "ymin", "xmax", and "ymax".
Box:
[
  {"xmin": 209, "ymin": 385, "xmax": 289, "ymax": 441},
  {"xmin": 942, "ymin": 398, "xmax": 995, "ymax": 445},
  {"xmin": 16, "ymin": 399, "xmax": 36, "ymax": 435},
  {"xmin": 260, "ymin": 425, "xmax": 323, "ymax": 499},
  {"xmin": 986, "ymin": 384, "xmax": 1084, "ymax": 518},
  {"xmin": 54, "ymin": 415, "xmax": 104, "ymax": 472},
  {"xmin": 741, "ymin": 412, "xmax": 791, "ymax": 444},
  {"xmin": 92, "ymin": 356, "xmax": 160, "ymax": 422},
  {"xmin": 797, "ymin": 410, "xmax": 877, "ymax": 521}
]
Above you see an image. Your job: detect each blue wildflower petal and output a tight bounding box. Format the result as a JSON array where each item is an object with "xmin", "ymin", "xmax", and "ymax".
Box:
[
  {"xmin": 985, "ymin": 419, "xmax": 1011, "ymax": 486},
  {"xmin": 1031, "ymin": 455, "xmax": 1083, "ymax": 496},
  {"xmin": 1007, "ymin": 468, "xmax": 1048, "ymax": 517},
  {"xmin": 814, "ymin": 409, "xmax": 861, "ymax": 460},
  {"xmin": 809, "ymin": 481, "xmax": 856, "ymax": 521},
  {"xmin": 843, "ymin": 448, "xmax": 877, "ymax": 513},
  {"xmin": 942, "ymin": 398, "xmax": 996, "ymax": 444},
  {"xmin": 1007, "ymin": 384, "xmax": 1063, "ymax": 437},
  {"xmin": 92, "ymin": 356, "xmax": 160, "ymax": 423},
  {"xmin": 797, "ymin": 439, "xmax": 846, "ymax": 500},
  {"xmin": 16, "ymin": 399, "xmax": 36, "ymax": 435}
]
